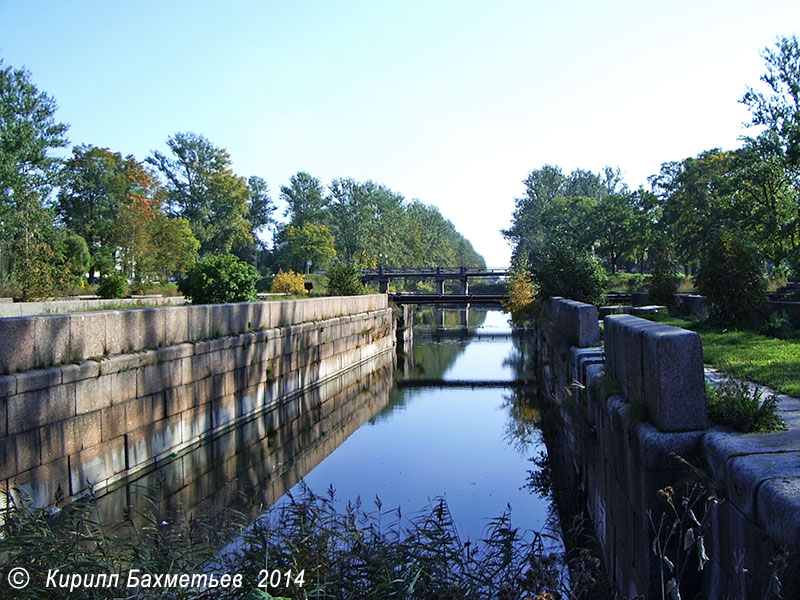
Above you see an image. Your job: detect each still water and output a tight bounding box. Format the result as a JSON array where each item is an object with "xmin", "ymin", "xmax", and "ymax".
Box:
[{"xmin": 277, "ymin": 307, "xmax": 555, "ymax": 543}]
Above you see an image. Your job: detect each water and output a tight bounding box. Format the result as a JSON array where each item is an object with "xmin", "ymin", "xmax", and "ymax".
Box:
[{"xmin": 278, "ymin": 307, "xmax": 555, "ymax": 542}]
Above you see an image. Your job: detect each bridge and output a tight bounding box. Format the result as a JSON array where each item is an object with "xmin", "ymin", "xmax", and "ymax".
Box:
[{"xmin": 361, "ymin": 267, "xmax": 509, "ymax": 294}]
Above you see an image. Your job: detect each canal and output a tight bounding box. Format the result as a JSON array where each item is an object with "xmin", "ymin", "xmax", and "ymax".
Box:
[{"xmin": 272, "ymin": 306, "xmax": 558, "ymax": 544}]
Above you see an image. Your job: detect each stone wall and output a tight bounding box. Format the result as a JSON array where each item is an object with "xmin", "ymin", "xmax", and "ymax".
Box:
[
  {"xmin": 0, "ymin": 295, "xmax": 394, "ymax": 510},
  {"xmin": 0, "ymin": 296, "xmax": 186, "ymax": 319},
  {"xmin": 534, "ymin": 297, "xmax": 799, "ymax": 599}
]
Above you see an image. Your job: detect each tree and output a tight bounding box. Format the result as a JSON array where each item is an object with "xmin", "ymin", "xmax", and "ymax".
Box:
[
  {"xmin": 148, "ymin": 132, "xmax": 252, "ymax": 254},
  {"xmin": 590, "ymin": 193, "xmax": 638, "ymax": 274},
  {"xmin": 279, "ymin": 222, "xmax": 336, "ymax": 272},
  {"xmin": 0, "ymin": 59, "xmax": 69, "ymax": 295},
  {"xmin": 281, "ymin": 171, "xmax": 328, "ymax": 227},
  {"xmin": 741, "ymin": 34, "xmax": 800, "ymax": 172},
  {"xmin": 57, "ymin": 146, "xmax": 128, "ymax": 251},
  {"xmin": 61, "ymin": 232, "xmax": 90, "ymax": 287},
  {"xmin": 178, "ymin": 253, "xmax": 259, "ymax": 304},
  {"xmin": 326, "ymin": 259, "xmax": 364, "ymax": 296}
]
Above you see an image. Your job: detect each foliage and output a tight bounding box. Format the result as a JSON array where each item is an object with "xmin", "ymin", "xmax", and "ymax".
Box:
[
  {"xmin": 271, "ymin": 269, "xmax": 307, "ymax": 295},
  {"xmin": 605, "ymin": 272, "xmax": 650, "ymax": 293},
  {"xmin": 325, "ymin": 259, "xmax": 364, "ymax": 296},
  {"xmin": 280, "ymin": 171, "xmax": 328, "ymax": 227},
  {"xmin": 533, "ymin": 242, "xmax": 606, "ymax": 305},
  {"xmin": 61, "ymin": 232, "xmax": 90, "ymax": 287},
  {"xmin": 695, "ymin": 233, "xmax": 769, "ymax": 327},
  {"xmin": 0, "ymin": 59, "xmax": 69, "ymax": 297},
  {"xmin": 741, "ymin": 34, "xmax": 800, "ymax": 172},
  {"xmin": 178, "ymin": 253, "xmax": 259, "ymax": 304},
  {"xmin": 706, "ymin": 377, "xmax": 786, "ymax": 433},
  {"xmin": 648, "ymin": 239, "xmax": 679, "ymax": 305},
  {"xmin": 761, "ymin": 310, "xmax": 792, "ymax": 339},
  {"xmin": 278, "ymin": 223, "xmax": 336, "ymax": 272},
  {"xmin": 148, "ymin": 132, "xmax": 253, "ymax": 255},
  {"xmin": 504, "ymin": 258, "xmax": 537, "ymax": 325},
  {"xmin": 0, "ymin": 483, "xmax": 608, "ymax": 600},
  {"xmin": 97, "ymin": 273, "xmax": 128, "ymax": 299}
]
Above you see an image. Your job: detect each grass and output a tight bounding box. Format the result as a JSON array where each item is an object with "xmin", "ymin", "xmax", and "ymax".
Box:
[
  {"xmin": 1, "ymin": 484, "xmax": 607, "ymax": 599},
  {"xmin": 644, "ymin": 312, "xmax": 800, "ymax": 397}
]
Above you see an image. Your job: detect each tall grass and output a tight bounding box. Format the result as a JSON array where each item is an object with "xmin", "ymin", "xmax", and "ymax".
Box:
[{"xmin": 1, "ymin": 483, "xmax": 606, "ymax": 599}]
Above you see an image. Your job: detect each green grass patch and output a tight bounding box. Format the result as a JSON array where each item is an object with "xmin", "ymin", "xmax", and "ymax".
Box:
[{"xmin": 641, "ymin": 313, "xmax": 800, "ymax": 397}]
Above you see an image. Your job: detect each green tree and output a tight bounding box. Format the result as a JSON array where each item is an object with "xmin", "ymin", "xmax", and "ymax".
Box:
[
  {"xmin": 741, "ymin": 34, "xmax": 800, "ymax": 171},
  {"xmin": 148, "ymin": 132, "xmax": 252, "ymax": 254},
  {"xmin": 281, "ymin": 171, "xmax": 328, "ymax": 227},
  {"xmin": 591, "ymin": 193, "xmax": 638, "ymax": 274},
  {"xmin": 56, "ymin": 146, "xmax": 127, "ymax": 250},
  {"xmin": 0, "ymin": 59, "xmax": 69, "ymax": 295},
  {"xmin": 280, "ymin": 222, "xmax": 337, "ymax": 272},
  {"xmin": 61, "ymin": 232, "xmax": 90, "ymax": 287},
  {"xmin": 695, "ymin": 233, "xmax": 768, "ymax": 327},
  {"xmin": 178, "ymin": 253, "xmax": 259, "ymax": 304},
  {"xmin": 326, "ymin": 259, "xmax": 364, "ymax": 296}
]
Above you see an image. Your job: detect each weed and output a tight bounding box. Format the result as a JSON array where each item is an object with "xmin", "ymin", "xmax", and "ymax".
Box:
[{"xmin": 706, "ymin": 378, "xmax": 787, "ymax": 433}]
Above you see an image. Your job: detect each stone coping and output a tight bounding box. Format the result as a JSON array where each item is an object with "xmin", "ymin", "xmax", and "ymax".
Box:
[{"xmin": 0, "ymin": 295, "xmax": 388, "ymax": 375}]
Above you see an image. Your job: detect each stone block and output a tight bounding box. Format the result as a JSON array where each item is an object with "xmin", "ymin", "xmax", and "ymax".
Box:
[
  {"xmin": 209, "ymin": 304, "xmax": 233, "ymax": 338},
  {"xmin": 68, "ymin": 312, "xmax": 108, "ymax": 362},
  {"xmin": 187, "ymin": 304, "xmax": 211, "ymax": 341},
  {"xmin": 165, "ymin": 385, "xmax": 194, "ymax": 416},
  {"xmin": 632, "ymin": 422, "xmax": 703, "ymax": 470},
  {"xmin": 182, "ymin": 404, "xmax": 212, "ymax": 442},
  {"xmin": 164, "ymin": 306, "xmax": 189, "ymax": 345},
  {"xmin": 0, "ymin": 436, "xmax": 17, "ymax": 479},
  {"xmin": 725, "ymin": 451, "xmax": 800, "ymax": 518},
  {"xmin": 15, "ymin": 366, "xmax": 62, "ymax": 393},
  {"xmin": 229, "ymin": 302, "xmax": 254, "ymax": 334},
  {"xmin": 33, "ymin": 314, "xmax": 70, "ymax": 368},
  {"xmin": 0, "ymin": 317, "xmax": 35, "ymax": 374},
  {"xmin": 140, "ymin": 307, "xmax": 166, "ymax": 348},
  {"xmin": 13, "ymin": 429, "xmax": 41, "ymax": 473},
  {"xmin": 75, "ymin": 373, "xmax": 112, "ymax": 414},
  {"xmin": 8, "ymin": 384, "xmax": 76, "ymax": 435},
  {"xmin": 70, "ymin": 436, "xmax": 126, "ymax": 495},
  {"xmin": 641, "ymin": 320, "xmax": 706, "ymax": 431},
  {"xmin": 127, "ymin": 415, "xmax": 183, "ymax": 467},
  {"xmin": 11, "ymin": 457, "xmax": 70, "ymax": 507},
  {"xmin": 0, "ymin": 374, "xmax": 16, "ymax": 398},
  {"xmin": 61, "ymin": 360, "xmax": 99, "ymax": 383},
  {"xmin": 756, "ymin": 477, "xmax": 800, "ymax": 551}
]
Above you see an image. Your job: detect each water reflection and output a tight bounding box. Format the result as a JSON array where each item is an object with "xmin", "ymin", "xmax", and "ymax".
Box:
[{"xmin": 279, "ymin": 308, "xmax": 557, "ymax": 542}]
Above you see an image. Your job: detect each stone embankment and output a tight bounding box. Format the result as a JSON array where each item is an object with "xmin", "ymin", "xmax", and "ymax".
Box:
[
  {"xmin": 534, "ymin": 297, "xmax": 799, "ymax": 599},
  {"xmin": 0, "ymin": 295, "xmax": 186, "ymax": 318},
  {"xmin": 0, "ymin": 295, "xmax": 395, "ymax": 511}
]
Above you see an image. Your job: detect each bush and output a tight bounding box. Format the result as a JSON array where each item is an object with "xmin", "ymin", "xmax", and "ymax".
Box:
[
  {"xmin": 648, "ymin": 240, "xmax": 679, "ymax": 305},
  {"xmin": 97, "ymin": 273, "xmax": 127, "ymax": 299},
  {"xmin": 706, "ymin": 378, "xmax": 786, "ymax": 433},
  {"xmin": 504, "ymin": 258, "xmax": 537, "ymax": 325},
  {"xmin": 326, "ymin": 259, "xmax": 364, "ymax": 296},
  {"xmin": 533, "ymin": 243, "xmax": 606, "ymax": 305},
  {"xmin": 695, "ymin": 234, "xmax": 768, "ymax": 327},
  {"xmin": 761, "ymin": 310, "xmax": 792, "ymax": 339},
  {"xmin": 178, "ymin": 254, "xmax": 259, "ymax": 304},
  {"xmin": 271, "ymin": 269, "xmax": 307, "ymax": 295}
]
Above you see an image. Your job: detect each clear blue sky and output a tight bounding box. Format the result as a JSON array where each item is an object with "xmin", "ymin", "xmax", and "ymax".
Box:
[{"xmin": 1, "ymin": 0, "xmax": 798, "ymax": 266}]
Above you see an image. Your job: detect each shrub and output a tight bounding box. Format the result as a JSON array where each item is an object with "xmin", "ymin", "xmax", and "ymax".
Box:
[
  {"xmin": 326, "ymin": 259, "xmax": 364, "ymax": 296},
  {"xmin": 178, "ymin": 253, "xmax": 259, "ymax": 304},
  {"xmin": 271, "ymin": 269, "xmax": 307, "ymax": 295},
  {"xmin": 648, "ymin": 240, "xmax": 679, "ymax": 305},
  {"xmin": 97, "ymin": 273, "xmax": 127, "ymax": 299},
  {"xmin": 695, "ymin": 234, "xmax": 768, "ymax": 327},
  {"xmin": 533, "ymin": 242, "xmax": 606, "ymax": 305},
  {"xmin": 761, "ymin": 310, "xmax": 792, "ymax": 338},
  {"xmin": 706, "ymin": 378, "xmax": 786, "ymax": 433},
  {"xmin": 504, "ymin": 258, "xmax": 537, "ymax": 325}
]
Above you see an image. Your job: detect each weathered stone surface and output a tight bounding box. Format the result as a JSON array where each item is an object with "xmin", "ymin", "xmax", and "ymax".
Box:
[
  {"xmin": 756, "ymin": 477, "xmax": 800, "ymax": 550},
  {"xmin": 724, "ymin": 451, "xmax": 800, "ymax": 517},
  {"xmin": 187, "ymin": 304, "xmax": 211, "ymax": 341},
  {"xmin": 0, "ymin": 317, "xmax": 35, "ymax": 374},
  {"xmin": 15, "ymin": 366, "xmax": 62, "ymax": 393},
  {"xmin": 140, "ymin": 308, "xmax": 166, "ymax": 349},
  {"xmin": 33, "ymin": 314, "xmax": 70, "ymax": 368},
  {"xmin": 69, "ymin": 312, "xmax": 108, "ymax": 362},
  {"xmin": 164, "ymin": 306, "xmax": 189, "ymax": 345}
]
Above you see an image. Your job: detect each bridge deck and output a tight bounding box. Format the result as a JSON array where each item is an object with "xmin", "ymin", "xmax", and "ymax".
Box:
[{"xmin": 388, "ymin": 293, "xmax": 507, "ymax": 305}]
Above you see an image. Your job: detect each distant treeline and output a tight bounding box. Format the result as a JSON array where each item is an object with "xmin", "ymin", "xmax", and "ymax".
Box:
[
  {"xmin": 0, "ymin": 59, "xmax": 483, "ymax": 299},
  {"xmin": 505, "ymin": 35, "xmax": 800, "ymax": 281}
]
